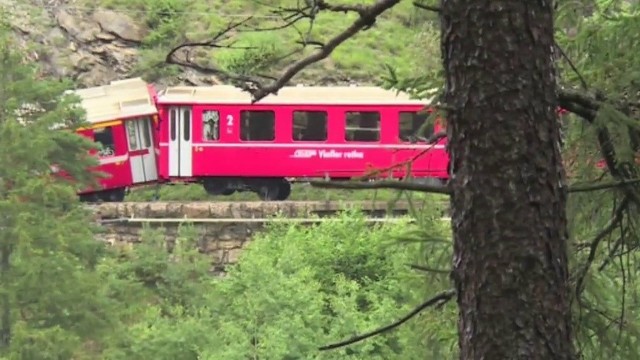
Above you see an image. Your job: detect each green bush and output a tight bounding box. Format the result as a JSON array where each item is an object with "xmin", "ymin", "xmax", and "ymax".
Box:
[{"xmin": 100, "ymin": 208, "xmax": 457, "ymax": 359}]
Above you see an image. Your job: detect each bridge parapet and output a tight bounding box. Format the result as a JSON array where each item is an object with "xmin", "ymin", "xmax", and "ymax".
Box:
[{"xmin": 89, "ymin": 201, "xmax": 422, "ymax": 274}]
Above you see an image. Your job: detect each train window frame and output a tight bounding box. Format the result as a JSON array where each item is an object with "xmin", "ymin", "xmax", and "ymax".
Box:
[
  {"xmin": 142, "ymin": 119, "xmax": 152, "ymax": 148},
  {"xmin": 345, "ymin": 111, "xmax": 381, "ymax": 142},
  {"xmin": 240, "ymin": 110, "xmax": 276, "ymax": 142},
  {"xmin": 182, "ymin": 108, "xmax": 191, "ymax": 141},
  {"xmin": 126, "ymin": 121, "xmax": 139, "ymax": 151},
  {"xmin": 170, "ymin": 108, "xmax": 177, "ymax": 141},
  {"xmin": 202, "ymin": 110, "xmax": 221, "ymax": 141},
  {"xmin": 292, "ymin": 110, "xmax": 328, "ymax": 142},
  {"xmin": 93, "ymin": 126, "xmax": 116, "ymax": 157},
  {"xmin": 399, "ymin": 111, "xmax": 432, "ymax": 142}
]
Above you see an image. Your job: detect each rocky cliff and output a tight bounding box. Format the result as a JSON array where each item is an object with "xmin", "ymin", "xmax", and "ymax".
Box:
[
  {"xmin": 5, "ymin": 0, "xmax": 237, "ymax": 87},
  {"xmin": 3, "ymin": 0, "xmax": 429, "ymax": 89}
]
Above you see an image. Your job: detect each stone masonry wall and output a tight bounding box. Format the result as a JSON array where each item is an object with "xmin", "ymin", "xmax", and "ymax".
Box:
[{"xmin": 89, "ymin": 201, "xmax": 412, "ymax": 273}]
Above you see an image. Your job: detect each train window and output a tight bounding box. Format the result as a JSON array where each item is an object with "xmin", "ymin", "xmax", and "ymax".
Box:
[
  {"xmin": 202, "ymin": 110, "xmax": 220, "ymax": 141},
  {"xmin": 126, "ymin": 121, "xmax": 139, "ymax": 151},
  {"xmin": 142, "ymin": 119, "xmax": 152, "ymax": 148},
  {"xmin": 183, "ymin": 109, "xmax": 191, "ymax": 141},
  {"xmin": 93, "ymin": 126, "xmax": 115, "ymax": 157},
  {"xmin": 240, "ymin": 110, "xmax": 275, "ymax": 141},
  {"xmin": 399, "ymin": 111, "xmax": 432, "ymax": 142},
  {"xmin": 170, "ymin": 109, "xmax": 177, "ymax": 141},
  {"xmin": 292, "ymin": 111, "xmax": 327, "ymax": 141},
  {"xmin": 345, "ymin": 111, "xmax": 380, "ymax": 142}
]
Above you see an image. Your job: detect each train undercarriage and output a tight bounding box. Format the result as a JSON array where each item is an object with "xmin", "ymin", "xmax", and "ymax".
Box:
[
  {"xmin": 201, "ymin": 177, "xmax": 292, "ymax": 201},
  {"xmin": 77, "ymin": 176, "xmax": 448, "ymax": 203}
]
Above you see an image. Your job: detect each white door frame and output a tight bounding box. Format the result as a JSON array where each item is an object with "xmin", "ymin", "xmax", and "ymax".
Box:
[
  {"xmin": 125, "ymin": 118, "xmax": 159, "ymax": 184},
  {"xmin": 168, "ymin": 106, "xmax": 193, "ymax": 177}
]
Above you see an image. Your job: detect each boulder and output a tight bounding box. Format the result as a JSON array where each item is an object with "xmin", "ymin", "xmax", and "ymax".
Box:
[
  {"xmin": 92, "ymin": 9, "xmax": 148, "ymax": 43},
  {"xmin": 55, "ymin": 8, "xmax": 100, "ymax": 42}
]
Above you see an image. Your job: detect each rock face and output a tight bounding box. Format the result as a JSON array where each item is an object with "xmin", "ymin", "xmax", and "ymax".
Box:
[
  {"xmin": 3, "ymin": 1, "xmax": 212, "ymax": 88},
  {"xmin": 3, "ymin": 0, "xmax": 365, "ymax": 88}
]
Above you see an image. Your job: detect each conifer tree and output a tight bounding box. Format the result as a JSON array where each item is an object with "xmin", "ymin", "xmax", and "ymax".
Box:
[{"xmin": 0, "ymin": 19, "xmax": 122, "ymax": 358}]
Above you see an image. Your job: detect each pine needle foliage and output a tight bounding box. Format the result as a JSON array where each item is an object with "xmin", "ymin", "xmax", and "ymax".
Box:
[{"xmin": 0, "ymin": 18, "xmax": 123, "ymax": 358}]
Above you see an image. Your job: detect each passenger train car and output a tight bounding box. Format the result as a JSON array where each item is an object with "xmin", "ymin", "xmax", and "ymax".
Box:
[
  {"xmin": 153, "ymin": 84, "xmax": 448, "ymax": 200},
  {"xmin": 72, "ymin": 78, "xmax": 160, "ymax": 202},
  {"xmin": 68, "ymin": 77, "xmax": 449, "ymax": 201}
]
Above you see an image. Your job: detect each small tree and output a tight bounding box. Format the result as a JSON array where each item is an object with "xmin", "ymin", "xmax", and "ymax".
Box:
[{"xmin": 0, "ymin": 20, "xmax": 122, "ymax": 358}]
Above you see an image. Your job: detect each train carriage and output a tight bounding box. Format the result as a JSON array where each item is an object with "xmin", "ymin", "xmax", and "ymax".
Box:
[
  {"xmin": 71, "ymin": 78, "xmax": 161, "ymax": 202},
  {"xmin": 154, "ymin": 84, "xmax": 448, "ymax": 200}
]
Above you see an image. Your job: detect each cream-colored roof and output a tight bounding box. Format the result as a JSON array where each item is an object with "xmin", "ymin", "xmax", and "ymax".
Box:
[
  {"xmin": 69, "ymin": 77, "xmax": 158, "ymax": 124},
  {"xmin": 156, "ymin": 84, "xmax": 432, "ymax": 105}
]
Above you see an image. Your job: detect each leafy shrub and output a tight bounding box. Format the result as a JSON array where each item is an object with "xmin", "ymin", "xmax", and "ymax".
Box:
[{"xmin": 106, "ymin": 208, "xmax": 457, "ymax": 359}]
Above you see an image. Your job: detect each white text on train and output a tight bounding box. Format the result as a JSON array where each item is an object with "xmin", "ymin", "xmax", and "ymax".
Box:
[{"xmin": 290, "ymin": 149, "xmax": 364, "ymax": 159}]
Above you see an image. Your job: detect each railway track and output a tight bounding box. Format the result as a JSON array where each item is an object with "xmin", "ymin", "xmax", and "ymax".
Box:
[{"xmin": 88, "ymin": 200, "xmax": 450, "ymax": 224}]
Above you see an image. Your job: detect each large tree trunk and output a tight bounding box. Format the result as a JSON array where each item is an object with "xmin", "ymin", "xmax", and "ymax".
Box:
[{"xmin": 440, "ymin": 1, "xmax": 575, "ymax": 358}]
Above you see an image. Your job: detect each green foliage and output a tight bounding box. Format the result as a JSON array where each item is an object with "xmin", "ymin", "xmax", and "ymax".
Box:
[
  {"xmin": 557, "ymin": 0, "xmax": 640, "ymax": 99},
  {"xmin": 96, "ymin": 205, "xmax": 456, "ymax": 359},
  {"xmin": 81, "ymin": 0, "xmax": 435, "ymax": 84},
  {"xmin": 0, "ymin": 20, "xmax": 125, "ymax": 358},
  {"xmin": 214, "ymin": 32, "xmax": 288, "ymax": 76}
]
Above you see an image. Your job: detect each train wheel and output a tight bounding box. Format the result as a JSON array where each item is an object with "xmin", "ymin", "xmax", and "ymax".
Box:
[
  {"xmin": 100, "ymin": 188, "xmax": 126, "ymax": 202},
  {"xmin": 257, "ymin": 183, "xmax": 280, "ymax": 201},
  {"xmin": 254, "ymin": 179, "xmax": 286, "ymax": 201},
  {"xmin": 78, "ymin": 193, "xmax": 99, "ymax": 203},
  {"xmin": 221, "ymin": 189, "xmax": 236, "ymax": 195},
  {"xmin": 203, "ymin": 178, "xmax": 231, "ymax": 196},
  {"xmin": 276, "ymin": 180, "xmax": 291, "ymax": 200}
]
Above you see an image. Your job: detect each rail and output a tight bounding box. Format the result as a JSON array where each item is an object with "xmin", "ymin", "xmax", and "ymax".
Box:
[{"xmin": 97, "ymin": 216, "xmax": 452, "ymax": 224}]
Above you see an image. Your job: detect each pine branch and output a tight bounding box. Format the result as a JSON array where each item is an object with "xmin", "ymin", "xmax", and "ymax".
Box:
[
  {"xmin": 558, "ymin": 90, "xmax": 640, "ymax": 205},
  {"xmin": 408, "ymin": 264, "xmax": 450, "ymax": 274},
  {"xmin": 318, "ymin": 289, "xmax": 456, "ymax": 351},
  {"xmin": 165, "ymin": 0, "xmax": 402, "ymax": 101},
  {"xmin": 568, "ymin": 178, "xmax": 640, "ymax": 193},
  {"xmin": 248, "ymin": 0, "xmax": 401, "ymax": 102},
  {"xmin": 309, "ymin": 179, "xmax": 451, "ymax": 194},
  {"xmin": 575, "ymin": 196, "xmax": 630, "ymax": 298},
  {"xmin": 413, "ymin": 1, "xmax": 440, "ymax": 12},
  {"xmin": 309, "ymin": 177, "xmax": 640, "ymax": 195}
]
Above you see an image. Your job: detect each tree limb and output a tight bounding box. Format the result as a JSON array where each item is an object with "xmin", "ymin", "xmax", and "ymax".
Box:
[
  {"xmin": 310, "ymin": 179, "xmax": 451, "ymax": 194},
  {"xmin": 248, "ymin": 0, "xmax": 401, "ymax": 102},
  {"xmin": 575, "ymin": 196, "xmax": 630, "ymax": 298},
  {"xmin": 568, "ymin": 178, "xmax": 640, "ymax": 193},
  {"xmin": 318, "ymin": 288, "xmax": 455, "ymax": 351},
  {"xmin": 309, "ymin": 177, "xmax": 640, "ymax": 195},
  {"xmin": 413, "ymin": 1, "xmax": 440, "ymax": 12},
  {"xmin": 165, "ymin": 16, "xmax": 269, "ymax": 90},
  {"xmin": 408, "ymin": 264, "xmax": 450, "ymax": 274},
  {"xmin": 558, "ymin": 89, "xmax": 640, "ymax": 205}
]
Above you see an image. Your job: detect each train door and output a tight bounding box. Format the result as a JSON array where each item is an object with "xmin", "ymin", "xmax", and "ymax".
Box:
[
  {"xmin": 168, "ymin": 106, "xmax": 193, "ymax": 177},
  {"xmin": 125, "ymin": 118, "xmax": 158, "ymax": 184}
]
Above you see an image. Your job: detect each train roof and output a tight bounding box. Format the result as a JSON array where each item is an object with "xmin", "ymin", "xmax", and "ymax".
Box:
[
  {"xmin": 68, "ymin": 77, "xmax": 158, "ymax": 124},
  {"xmin": 155, "ymin": 84, "xmax": 433, "ymax": 106}
]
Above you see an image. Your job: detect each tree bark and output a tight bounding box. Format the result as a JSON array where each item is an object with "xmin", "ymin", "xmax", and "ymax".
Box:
[{"xmin": 440, "ymin": 1, "xmax": 575, "ymax": 359}]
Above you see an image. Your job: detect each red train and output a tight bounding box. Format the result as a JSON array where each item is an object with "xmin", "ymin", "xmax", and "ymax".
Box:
[{"xmin": 67, "ymin": 77, "xmax": 449, "ymax": 201}]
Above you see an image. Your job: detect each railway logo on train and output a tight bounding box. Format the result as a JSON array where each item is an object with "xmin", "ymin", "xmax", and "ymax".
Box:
[{"xmin": 61, "ymin": 77, "xmax": 580, "ymax": 202}]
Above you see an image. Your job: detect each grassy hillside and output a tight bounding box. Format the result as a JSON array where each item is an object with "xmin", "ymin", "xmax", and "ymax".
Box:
[{"xmin": 87, "ymin": 0, "xmax": 441, "ymax": 85}]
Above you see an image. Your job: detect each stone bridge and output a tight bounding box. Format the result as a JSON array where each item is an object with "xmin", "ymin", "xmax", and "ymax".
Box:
[{"xmin": 88, "ymin": 200, "xmax": 443, "ymax": 274}]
